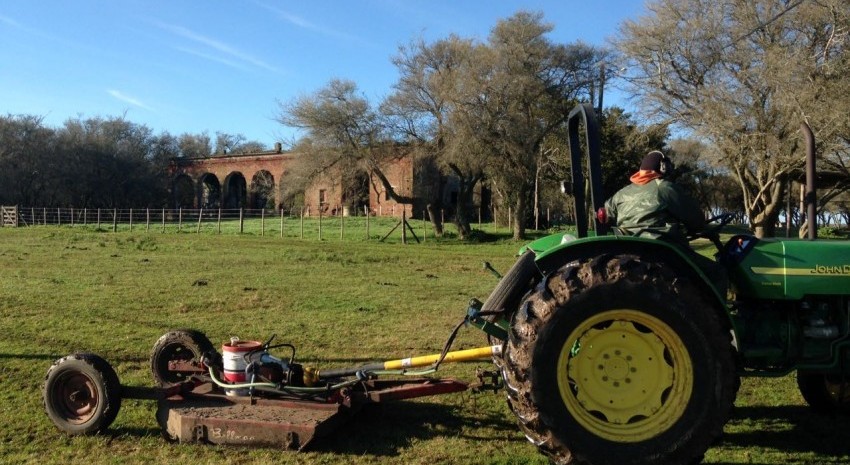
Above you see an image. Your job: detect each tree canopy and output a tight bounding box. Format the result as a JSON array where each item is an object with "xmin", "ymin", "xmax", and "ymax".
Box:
[{"xmin": 616, "ymin": 0, "xmax": 850, "ymax": 237}]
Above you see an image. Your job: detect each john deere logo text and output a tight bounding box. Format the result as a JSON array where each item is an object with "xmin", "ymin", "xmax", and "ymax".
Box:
[{"xmin": 812, "ymin": 265, "xmax": 850, "ymax": 275}]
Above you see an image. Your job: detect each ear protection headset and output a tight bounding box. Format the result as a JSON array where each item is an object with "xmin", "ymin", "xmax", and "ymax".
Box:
[{"xmin": 658, "ymin": 151, "xmax": 674, "ymax": 176}]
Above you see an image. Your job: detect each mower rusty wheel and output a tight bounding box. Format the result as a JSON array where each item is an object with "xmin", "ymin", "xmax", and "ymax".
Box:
[
  {"xmin": 503, "ymin": 254, "xmax": 737, "ymax": 465},
  {"xmin": 150, "ymin": 329, "xmax": 216, "ymax": 387},
  {"xmin": 797, "ymin": 371, "xmax": 850, "ymax": 414},
  {"xmin": 43, "ymin": 353, "xmax": 122, "ymax": 435}
]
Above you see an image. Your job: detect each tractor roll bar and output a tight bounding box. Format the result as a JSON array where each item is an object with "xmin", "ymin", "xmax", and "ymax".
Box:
[
  {"xmin": 801, "ymin": 121, "xmax": 817, "ymax": 240},
  {"xmin": 567, "ymin": 103, "xmax": 608, "ymax": 238}
]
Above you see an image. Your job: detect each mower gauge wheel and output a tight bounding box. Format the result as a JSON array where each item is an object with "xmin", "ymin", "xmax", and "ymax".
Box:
[
  {"xmin": 150, "ymin": 329, "xmax": 216, "ymax": 387},
  {"xmin": 42, "ymin": 353, "xmax": 122, "ymax": 435}
]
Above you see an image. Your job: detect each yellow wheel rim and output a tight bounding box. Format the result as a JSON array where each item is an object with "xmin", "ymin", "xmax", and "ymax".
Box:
[{"xmin": 557, "ymin": 309, "xmax": 693, "ymax": 442}]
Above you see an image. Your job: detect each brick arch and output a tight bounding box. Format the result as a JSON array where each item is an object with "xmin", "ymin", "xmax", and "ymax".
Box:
[
  {"xmin": 223, "ymin": 172, "xmax": 247, "ymax": 209},
  {"xmin": 249, "ymin": 170, "xmax": 275, "ymax": 209},
  {"xmin": 198, "ymin": 172, "xmax": 221, "ymax": 209}
]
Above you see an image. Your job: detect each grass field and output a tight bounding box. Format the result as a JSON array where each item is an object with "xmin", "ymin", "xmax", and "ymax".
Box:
[{"xmin": 1, "ymin": 224, "xmax": 848, "ymax": 464}]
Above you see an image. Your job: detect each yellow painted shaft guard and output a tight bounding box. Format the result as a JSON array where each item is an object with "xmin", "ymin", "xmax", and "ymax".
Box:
[{"xmin": 383, "ymin": 345, "xmax": 502, "ymax": 370}]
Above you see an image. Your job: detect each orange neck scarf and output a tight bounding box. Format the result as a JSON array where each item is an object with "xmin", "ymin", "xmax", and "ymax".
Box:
[{"xmin": 629, "ymin": 170, "xmax": 662, "ymax": 185}]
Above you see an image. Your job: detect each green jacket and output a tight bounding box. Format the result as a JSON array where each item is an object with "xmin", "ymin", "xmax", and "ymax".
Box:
[{"xmin": 604, "ymin": 178, "xmax": 705, "ymax": 246}]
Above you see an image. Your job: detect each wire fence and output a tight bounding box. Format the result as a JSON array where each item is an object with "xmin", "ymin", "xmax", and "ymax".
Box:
[{"xmin": 4, "ymin": 206, "xmax": 536, "ymax": 243}]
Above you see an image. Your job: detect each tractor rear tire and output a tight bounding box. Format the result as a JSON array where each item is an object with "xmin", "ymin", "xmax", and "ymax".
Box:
[
  {"xmin": 482, "ymin": 250, "xmax": 538, "ymax": 368},
  {"xmin": 43, "ymin": 353, "xmax": 122, "ymax": 435},
  {"xmin": 797, "ymin": 372, "xmax": 850, "ymax": 414},
  {"xmin": 150, "ymin": 329, "xmax": 216, "ymax": 387},
  {"xmin": 503, "ymin": 254, "xmax": 737, "ymax": 465}
]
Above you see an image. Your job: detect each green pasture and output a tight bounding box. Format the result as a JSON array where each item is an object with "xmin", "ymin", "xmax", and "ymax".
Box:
[{"xmin": 0, "ymin": 225, "xmax": 848, "ymax": 464}]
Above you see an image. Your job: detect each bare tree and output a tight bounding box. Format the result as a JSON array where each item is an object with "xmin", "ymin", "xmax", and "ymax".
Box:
[
  {"xmin": 454, "ymin": 12, "xmax": 602, "ymax": 239},
  {"xmin": 177, "ymin": 132, "xmax": 212, "ymax": 158},
  {"xmin": 616, "ymin": 0, "xmax": 850, "ymax": 237},
  {"xmin": 383, "ymin": 35, "xmax": 485, "ymax": 238},
  {"xmin": 276, "ymin": 79, "xmax": 416, "ymax": 210}
]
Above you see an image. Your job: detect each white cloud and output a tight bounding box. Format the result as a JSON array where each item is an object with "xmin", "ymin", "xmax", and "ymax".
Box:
[
  {"xmin": 254, "ymin": 2, "xmax": 363, "ymax": 43},
  {"xmin": 0, "ymin": 14, "xmax": 22, "ymax": 28},
  {"xmin": 107, "ymin": 89, "xmax": 154, "ymax": 111},
  {"xmin": 155, "ymin": 21, "xmax": 281, "ymax": 73}
]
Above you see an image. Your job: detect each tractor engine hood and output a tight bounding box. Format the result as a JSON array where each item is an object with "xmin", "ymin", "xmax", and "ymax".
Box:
[{"xmin": 730, "ymin": 236, "xmax": 850, "ymax": 300}]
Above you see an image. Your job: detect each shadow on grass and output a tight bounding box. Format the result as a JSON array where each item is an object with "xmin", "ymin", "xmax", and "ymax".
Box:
[
  {"xmin": 713, "ymin": 405, "xmax": 850, "ymax": 462},
  {"xmin": 98, "ymin": 398, "xmax": 518, "ymax": 458},
  {"xmin": 309, "ymin": 400, "xmax": 520, "ymax": 457}
]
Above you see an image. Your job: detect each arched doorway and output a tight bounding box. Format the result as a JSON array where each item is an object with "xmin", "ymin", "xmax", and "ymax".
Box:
[
  {"xmin": 250, "ymin": 170, "xmax": 275, "ymax": 209},
  {"xmin": 199, "ymin": 173, "xmax": 221, "ymax": 209},
  {"xmin": 223, "ymin": 172, "xmax": 247, "ymax": 209}
]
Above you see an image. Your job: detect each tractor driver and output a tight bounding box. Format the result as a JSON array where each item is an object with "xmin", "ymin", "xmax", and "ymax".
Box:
[{"xmin": 598, "ymin": 150, "xmax": 727, "ymax": 294}]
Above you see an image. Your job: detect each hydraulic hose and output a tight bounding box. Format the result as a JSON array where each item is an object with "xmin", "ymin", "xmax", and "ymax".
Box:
[{"xmin": 206, "ymin": 365, "xmax": 359, "ymax": 394}]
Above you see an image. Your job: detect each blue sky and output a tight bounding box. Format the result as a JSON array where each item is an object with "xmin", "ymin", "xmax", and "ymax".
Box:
[{"xmin": 0, "ymin": 1, "xmax": 646, "ymax": 147}]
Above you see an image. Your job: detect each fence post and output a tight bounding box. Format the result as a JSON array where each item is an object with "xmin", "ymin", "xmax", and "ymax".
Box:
[
  {"xmin": 280, "ymin": 209, "xmax": 284, "ymax": 238},
  {"xmin": 97, "ymin": 208, "xmax": 101, "ymax": 229},
  {"xmin": 402, "ymin": 210, "xmax": 407, "ymax": 245},
  {"xmin": 112, "ymin": 209, "xmax": 117, "ymax": 233},
  {"xmin": 217, "ymin": 209, "xmax": 221, "ymax": 234},
  {"xmin": 161, "ymin": 208, "xmax": 166, "ymax": 233},
  {"xmin": 423, "ymin": 211, "xmax": 427, "ymax": 243},
  {"xmin": 146, "ymin": 208, "xmax": 150, "ymax": 231},
  {"xmin": 261, "ymin": 209, "xmax": 265, "ymax": 236},
  {"xmin": 196, "ymin": 208, "xmax": 203, "ymax": 234},
  {"xmin": 340, "ymin": 208, "xmax": 344, "ymax": 240},
  {"xmin": 239, "ymin": 208, "xmax": 244, "ymax": 234},
  {"xmin": 70, "ymin": 208, "xmax": 74, "ymax": 226},
  {"xmin": 178, "ymin": 208, "xmax": 183, "ymax": 232},
  {"xmin": 57, "ymin": 208, "xmax": 61, "ymax": 226},
  {"xmin": 129, "ymin": 208, "xmax": 133, "ymax": 232}
]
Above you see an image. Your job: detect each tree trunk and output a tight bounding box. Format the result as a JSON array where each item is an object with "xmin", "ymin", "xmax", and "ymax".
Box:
[
  {"xmin": 454, "ymin": 186, "xmax": 474, "ymax": 240},
  {"xmin": 512, "ymin": 191, "xmax": 528, "ymax": 241},
  {"xmin": 427, "ymin": 203, "xmax": 444, "ymax": 237}
]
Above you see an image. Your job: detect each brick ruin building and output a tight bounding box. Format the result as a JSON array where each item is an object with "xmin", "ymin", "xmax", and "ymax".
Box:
[{"xmin": 167, "ymin": 144, "xmax": 484, "ymax": 218}]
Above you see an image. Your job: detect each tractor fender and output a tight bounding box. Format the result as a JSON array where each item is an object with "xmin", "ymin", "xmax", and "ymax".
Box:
[{"xmin": 530, "ymin": 235, "xmax": 728, "ymax": 317}]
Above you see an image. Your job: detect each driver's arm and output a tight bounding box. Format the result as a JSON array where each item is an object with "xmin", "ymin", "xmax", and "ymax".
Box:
[{"xmin": 663, "ymin": 183, "xmax": 705, "ymax": 234}]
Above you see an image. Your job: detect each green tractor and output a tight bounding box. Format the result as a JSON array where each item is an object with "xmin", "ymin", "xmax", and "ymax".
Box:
[{"xmin": 482, "ymin": 104, "xmax": 850, "ymax": 464}]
